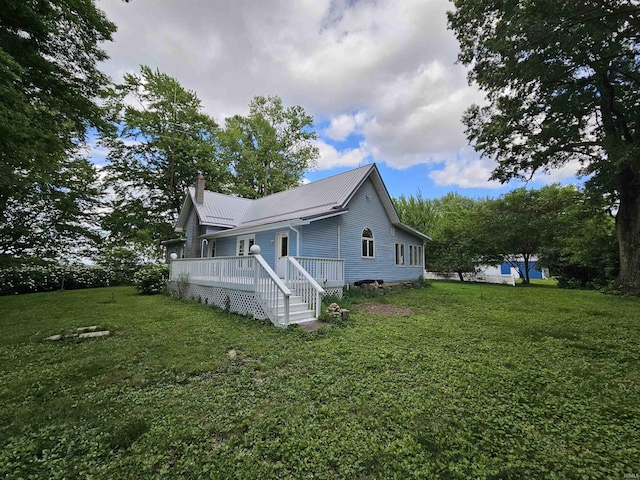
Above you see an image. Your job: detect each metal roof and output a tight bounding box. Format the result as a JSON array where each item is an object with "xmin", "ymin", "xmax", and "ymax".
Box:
[
  {"xmin": 176, "ymin": 163, "xmax": 430, "ymax": 240},
  {"xmin": 189, "ymin": 188, "xmax": 252, "ymax": 227},
  {"xmin": 236, "ymin": 164, "xmax": 374, "ymax": 228}
]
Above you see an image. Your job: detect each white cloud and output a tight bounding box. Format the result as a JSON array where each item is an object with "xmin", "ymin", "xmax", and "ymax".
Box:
[
  {"xmin": 532, "ymin": 160, "xmax": 584, "ymax": 183},
  {"xmin": 313, "ymin": 139, "xmax": 369, "ymax": 170},
  {"xmin": 96, "ymin": 0, "xmax": 490, "ymax": 180},
  {"xmin": 429, "ymin": 155, "xmax": 504, "ymax": 189},
  {"xmin": 324, "ymin": 112, "xmax": 367, "ymax": 142}
]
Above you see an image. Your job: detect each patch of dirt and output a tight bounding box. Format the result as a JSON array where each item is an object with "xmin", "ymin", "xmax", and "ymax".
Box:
[
  {"xmin": 298, "ymin": 321, "xmax": 327, "ymax": 333},
  {"xmin": 359, "ymin": 303, "xmax": 413, "ymax": 316}
]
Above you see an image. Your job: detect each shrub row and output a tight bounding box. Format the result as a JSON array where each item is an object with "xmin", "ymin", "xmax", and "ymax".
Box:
[
  {"xmin": 0, "ymin": 264, "xmax": 113, "ymax": 295},
  {"xmin": 0, "ymin": 264, "xmax": 170, "ymax": 296}
]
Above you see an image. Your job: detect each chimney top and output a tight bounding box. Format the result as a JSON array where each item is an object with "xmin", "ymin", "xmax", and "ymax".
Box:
[{"xmin": 195, "ymin": 174, "xmax": 205, "ymax": 204}]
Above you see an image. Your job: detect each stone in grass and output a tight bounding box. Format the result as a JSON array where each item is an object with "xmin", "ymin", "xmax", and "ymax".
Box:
[
  {"xmin": 228, "ymin": 349, "xmax": 237, "ymax": 359},
  {"xmin": 77, "ymin": 326, "xmax": 99, "ymax": 333},
  {"xmin": 78, "ymin": 330, "xmax": 110, "ymax": 339},
  {"xmin": 45, "ymin": 334, "xmax": 63, "ymax": 341},
  {"xmin": 326, "ymin": 303, "xmax": 342, "ymax": 318}
]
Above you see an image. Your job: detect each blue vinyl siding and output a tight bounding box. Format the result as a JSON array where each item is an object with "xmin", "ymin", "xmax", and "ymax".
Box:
[
  {"xmin": 211, "ymin": 228, "xmax": 298, "ymax": 270},
  {"xmin": 300, "ymin": 220, "xmax": 339, "ymax": 259},
  {"xmin": 301, "ymin": 178, "xmax": 424, "ymax": 284}
]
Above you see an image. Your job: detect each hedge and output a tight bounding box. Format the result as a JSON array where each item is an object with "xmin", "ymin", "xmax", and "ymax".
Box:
[{"xmin": 0, "ymin": 264, "xmax": 114, "ymax": 296}]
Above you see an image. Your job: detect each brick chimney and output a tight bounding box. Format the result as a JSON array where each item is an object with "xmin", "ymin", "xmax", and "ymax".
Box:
[{"xmin": 195, "ymin": 174, "xmax": 205, "ymax": 204}]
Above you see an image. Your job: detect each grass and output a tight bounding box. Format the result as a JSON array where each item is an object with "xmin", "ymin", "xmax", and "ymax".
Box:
[{"xmin": 0, "ymin": 283, "xmax": 639, "ymax": 479}]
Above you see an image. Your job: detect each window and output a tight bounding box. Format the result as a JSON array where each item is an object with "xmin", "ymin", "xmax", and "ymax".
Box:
[
  {"xmin": 201, "ymin": 239, "xmax": 208, "ymax": 258},
  {"xmin": 409, "ymin": 245, "xmax": 423, "ymax": 266},
  {"xmin": 395, "ymin": 243, "xmax": 405, "ymax": 266},
  {"xmin": 210, "ymin": 240, "xmax": 216, "ymax": 258},
  {"xmin": 237, "ymin": 235, "xmax": 255, "ymax": 256},
  {"xmin": 361, "ymin": 228, "xmax": 374, "ymax": 258}
]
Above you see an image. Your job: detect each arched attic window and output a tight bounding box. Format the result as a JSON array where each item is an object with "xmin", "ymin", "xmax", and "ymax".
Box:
[{"xmin": 361, "ymin": 228, "xmax": 374, "ymax": 258}]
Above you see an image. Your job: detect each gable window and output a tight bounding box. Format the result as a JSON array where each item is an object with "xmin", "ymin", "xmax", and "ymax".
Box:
[
  {"xmin": 361, "ymin": 228, "xmax": 374, "ymax": 258},
  {"xmin": 395, "ymin": 243, "xmax": 405, "ymax": 266},
  {"xmin": 409, "ymin": 245, "xmax": 423, "ymax": 266},
  {"xmin": 201, "ymin": 239, "xmax": 209, "ymax": 258}
]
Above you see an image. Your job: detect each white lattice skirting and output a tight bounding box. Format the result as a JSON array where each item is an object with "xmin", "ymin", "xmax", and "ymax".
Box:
[
  {"xmin": 323, "ymin": 286, "xmax": 343, "ymax": 299},
  {"xmin": 170, "ymin": 281, "xmax": 268, "ymax": 320}
]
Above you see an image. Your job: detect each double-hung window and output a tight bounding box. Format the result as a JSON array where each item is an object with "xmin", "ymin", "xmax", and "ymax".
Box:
[
  {"xmin": 409, "ymin": 245, "xmax": 423, "ymax": 266},
  {"xmin": 395, "ymin": 243, "xmax": 405, "ymax": 266}
]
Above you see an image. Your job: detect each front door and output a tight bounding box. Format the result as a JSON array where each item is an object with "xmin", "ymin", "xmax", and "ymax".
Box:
[{"xmin": 275, "ymin": 232, "xmax": 289, "ymax": 278}]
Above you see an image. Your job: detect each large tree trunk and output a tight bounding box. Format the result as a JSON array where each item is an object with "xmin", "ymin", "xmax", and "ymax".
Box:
[{"xmin": 616, "ymin": 167, "xmax": 640, "ymax": 294}]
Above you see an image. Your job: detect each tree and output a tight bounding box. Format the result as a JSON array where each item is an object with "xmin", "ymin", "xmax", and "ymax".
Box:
[
  {"xmin": 448, "ymin": 1, "xmax": 640, "ymax": 293},
  {"xmin": 0, "ymin": 0, "xmax": 116, "ymax": 263},
  {"xmin": 0, "ymin": 157, "xmax": 103, "ymax": 263},
  {"xmin": 396, "ymin": 192, "xmax": 493, "ymax": 280},
  {"xmin": 480, "ymin": 185, "xmax": 577, "ymax": 283},
  {"xmin": 538, "ymin": 190, "xmax": 618, "ymax": 289},
  {"xmin": 221, "ymin": 95, "xmax": 319, "ymax": 199},
  {"xmin": 100, "ymin": 66, "xmax": 228, "ymax": 259},
  {"xmin": 393, "ymin": 190, "xmax": 438, "ymax": 238}
]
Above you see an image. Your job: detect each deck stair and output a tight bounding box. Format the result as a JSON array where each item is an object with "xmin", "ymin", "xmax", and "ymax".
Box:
[{"xmin": 256, "ymin": 286, "xmax": 316, "ymax": 324}]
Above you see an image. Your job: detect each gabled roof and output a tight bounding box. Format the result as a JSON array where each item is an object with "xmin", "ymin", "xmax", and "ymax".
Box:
[
  {"xmin": 175, "ymin": 189, "xmax": 253, "ymax": 231},
  {"xmin": 175, "ymin": 163, "xmax": 430, "ymax": 240}
]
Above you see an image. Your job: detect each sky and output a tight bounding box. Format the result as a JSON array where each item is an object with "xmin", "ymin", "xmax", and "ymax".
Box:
[{"xmin": 93, "ymin": 0, "xmax": 583, "ymax": 199}]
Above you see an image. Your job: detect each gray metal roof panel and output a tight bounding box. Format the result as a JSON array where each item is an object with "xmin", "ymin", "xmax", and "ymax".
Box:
[
  {"xmin": 237, "ymin": 164, "xmax": 374, "ymax": 227},
  {"xmin": 189, "ymin": 187, "xmax": 253, "ymax": 227}
]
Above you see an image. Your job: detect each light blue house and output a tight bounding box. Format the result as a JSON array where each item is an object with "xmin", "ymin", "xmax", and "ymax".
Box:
[{"xmin": 167, "ymin": 164, "xmax": 429, "ymax": 327}]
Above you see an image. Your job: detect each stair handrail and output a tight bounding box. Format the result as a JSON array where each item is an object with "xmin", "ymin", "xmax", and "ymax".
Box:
[
  {"xmin": 252, "ymin": 253, "xmax": 291, "ymax": 327},
  {"xmin": 287, "ymin": 256, "xmax": 325, "ymax": 319}
]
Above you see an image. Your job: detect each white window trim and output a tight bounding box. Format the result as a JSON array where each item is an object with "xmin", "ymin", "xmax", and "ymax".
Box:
[
  {"xmin": 361, "ymin": 228, "xmax": 375, "ymax": 259},
  {"xmin": 409, "ymin": 244, "xmax": 423, "ymax": 266},
  {"xmin": 395, "ymin": 243, "xmax": 405, "ymax": 266},
  {"xmin": 236, "ymin": 234, "xmax": 255, "ymax": 256}
]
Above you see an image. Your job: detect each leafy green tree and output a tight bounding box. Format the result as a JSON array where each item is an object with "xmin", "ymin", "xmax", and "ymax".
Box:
[
  {"xmin": 448, "ymin": 1, "xmax": 640, "ymax": 293},
  {"xmin": 481, "ymin": 185, "xmax": 577, "ymax": 283},
  {"xmin": 100, "ymin": 66, "xmax": 228, "ymax": 258},
  {"xmin": 0, "ymin": 0, "xmax": 116, "ymax": 263},
  {"xmin": 538, "ymin": 191, "xmax": 618, "ymax": 289},
  {"xmin": 221, "ymin": 95, "xmax": 319, "ymax": 199},
  {"xmin": 393, "ymin": 190, "xmax": 437, "ymax": 239},
  {"xmin": 427, "ymin": 194, "xmax": 499, "ymax": 281},
  {"xmin": 0, "ymin": 158, "xmax": 103, "ymax": 264},
  {"xmin": 396, "ymin": 192, "xmax": 493, "ymax": 280}
]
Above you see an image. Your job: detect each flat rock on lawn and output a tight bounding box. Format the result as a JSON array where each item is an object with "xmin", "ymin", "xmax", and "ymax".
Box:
[{"xmin": 78, "ymin": 330, "xmax": 110, "ymax": 339}]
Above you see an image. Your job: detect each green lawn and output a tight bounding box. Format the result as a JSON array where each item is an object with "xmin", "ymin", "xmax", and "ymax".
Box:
[{"xmin": 0, "ymin": 283, "xmax": 638, "ymax": 479}]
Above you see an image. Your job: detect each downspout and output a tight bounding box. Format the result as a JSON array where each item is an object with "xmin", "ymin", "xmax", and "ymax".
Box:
[
  {"xmin": 337, "ymin": 226, "xmax": 341, "ymax": 258},
  {"xmin": 290, "ymin": 225, "xmax": 301, "ymax": 257}
]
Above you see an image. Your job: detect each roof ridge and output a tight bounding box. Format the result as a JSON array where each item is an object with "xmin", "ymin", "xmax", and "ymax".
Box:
[{"xmin": 252, "ymin": 163, "xmax": 375, "ymax": 201}]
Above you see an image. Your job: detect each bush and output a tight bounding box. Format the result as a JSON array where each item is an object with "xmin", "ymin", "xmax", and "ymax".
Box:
[
  {"xmin": 133, "ymin": 264, "xmax": 169, "ymax": 295},
  {"xmin": 0, "ymin": 264, "xmax": 113, "ymax": 296}
]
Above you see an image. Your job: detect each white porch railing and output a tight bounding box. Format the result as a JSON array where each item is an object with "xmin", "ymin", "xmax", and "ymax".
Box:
[
  {"xmin": 293, "ymin": 257, "xmax": 345, "ymax": 288},
  {"xmin": 285, "ymin": 257, "xmax": 325, "ymax": 319},
  {"xmin": 169, "ymin": 255, "xmax": 291, "ymax": 327},
  {"xmin": 170, "ymin": 256, "xmax": 255, "ymax": 288}
]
